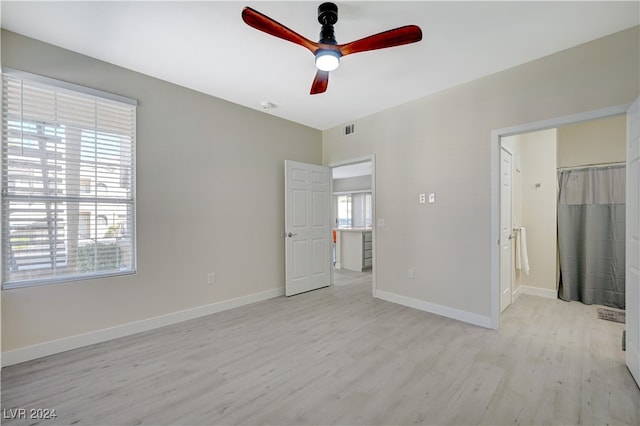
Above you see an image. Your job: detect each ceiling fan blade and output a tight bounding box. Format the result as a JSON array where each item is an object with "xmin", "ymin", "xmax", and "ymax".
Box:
[
  {"xmin": 338, "ymin": 25, "xmax": 422, "ymax": 56},
  {"xmin": 310, "ymin": 70, "xmax": 329, "ymax": 95},
  {"xmin": 242, "ymin": 7, "xmax": 318, "ymax": 53}
]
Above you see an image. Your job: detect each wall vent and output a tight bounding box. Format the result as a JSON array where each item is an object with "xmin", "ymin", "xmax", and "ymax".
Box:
[{"xmin": 343, "ymin": 123, "xmax": 355, "ymax": 136}]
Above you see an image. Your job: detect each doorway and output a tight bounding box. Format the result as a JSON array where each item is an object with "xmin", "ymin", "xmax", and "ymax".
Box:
[
  {"xmin": 329, "ymin": 155, "xmax": 376, "ymax": 295},
  {"xmin": 491, "ymin": 104, "xmax": 632, "ymax": 329},
  {"xmin": 500, "ymin": 128, "xmax": 559, "ymax": 311}
]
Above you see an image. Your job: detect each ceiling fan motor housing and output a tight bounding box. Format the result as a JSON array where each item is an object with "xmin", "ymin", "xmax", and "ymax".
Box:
[{"xmin": 318, "ymin": 2, "xmax": 338, "ymax": 45}]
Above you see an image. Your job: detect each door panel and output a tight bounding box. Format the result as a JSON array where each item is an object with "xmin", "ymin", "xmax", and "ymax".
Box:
[
  {"xmin": 292, "ymin": 240, "xmax": 308, "ymax": 279},
  {"xmin": 292, "ymin": 189, "xmax": 307, "ymax": 227},
  {"xmin": 312, "ymin": 239, "xmax": 328, "ymax": 275},
  {"xmin": 626, "ymin": 98, "xmax": 640, "ymax": 386},
  {"xmin": 500, "ymin": 148, "xmax": 513, "ymax": 312},
  {"xmin": 312, "ymin": 190, "xmax": 326, "ymax": 226},
  {"xmin": 285, "ymin": 160, "xmax": 331, "ymax": 296}
]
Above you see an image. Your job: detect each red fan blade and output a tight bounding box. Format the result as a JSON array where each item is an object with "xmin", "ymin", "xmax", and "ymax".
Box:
[
  {"xmin": 310, "ymin": 70, "xmax": 329, "ymax": 95},
  {"xmin": 242, "ymin": 7, "xmax": 318, "ymax": 53},
  {"xmin": 338, "ymin": 25, "xmax": 422, "ymax": 56}
]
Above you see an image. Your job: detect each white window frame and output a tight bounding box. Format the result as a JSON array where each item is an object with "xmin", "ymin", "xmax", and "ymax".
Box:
[{"xmin": 1, "ymin": 69, "xmax": 137, "ymax": 289}]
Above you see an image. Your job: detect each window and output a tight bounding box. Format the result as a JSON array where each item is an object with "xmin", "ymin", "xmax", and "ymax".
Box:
[
  {"xmin": 336, "ymin": 195, "xmax": 352, "ymax": 227},
  {"xmin": 80, "ymin": 178, "xmax": 91, "ymax": 194},
  {"xmin": 2, "ymin": 70, "xmax": 136, "ymax": 288},
  {"xmin": 78, "ymin": 213, "xmax": 91, "ymax": 239},
  {"xmin": 335, "ymin": 193, "xmax": 372, "ymax": 228}
]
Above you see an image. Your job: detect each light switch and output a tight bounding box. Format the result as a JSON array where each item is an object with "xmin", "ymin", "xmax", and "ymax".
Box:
[
  {"xmin": 377, "ymin": 218, "xmax": 385, "ymax": 228},
  {"xmin": 428, "ymin": 193, "xmax": 436, "ymax": 203}
]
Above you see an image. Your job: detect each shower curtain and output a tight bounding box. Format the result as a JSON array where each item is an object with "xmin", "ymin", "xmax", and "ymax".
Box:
[{"xmin": 557, "ymin": 164, "xmax": 625, "ymax": 308}]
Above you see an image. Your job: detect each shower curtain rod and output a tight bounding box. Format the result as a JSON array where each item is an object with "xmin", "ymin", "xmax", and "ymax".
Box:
[{"xmin": 557, "ymin": 161, "xmax": 625, "ymax": 171}]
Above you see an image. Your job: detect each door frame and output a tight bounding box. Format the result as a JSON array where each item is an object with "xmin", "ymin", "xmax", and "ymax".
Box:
[
  {"xmin": 625, "ymin": 98, "xmax": 640, "ymax": 385},
  {"xmin": 490, "ymin": 103, "xmax": 632, "ymax": 330},
  {"xmin": 328, "ymin": 154, "xmax": 376, "ymax": 296}
]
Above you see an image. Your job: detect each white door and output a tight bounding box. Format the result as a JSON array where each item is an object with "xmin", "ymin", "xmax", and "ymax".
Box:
[
  {"xmin": 500, "ymin": 147, "xmax": 513, "ymax": 312},
  {"xmin": 626, "ymin": 98, "xmax": 640, "ymax": 386},
  {"xmin": 285, "ymin": 160, "xmax": 331, "ymax": 296}
]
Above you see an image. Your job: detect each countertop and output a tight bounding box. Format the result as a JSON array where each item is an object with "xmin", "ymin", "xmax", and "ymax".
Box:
[{"xmin": 335, "ymin": 228, "xmax": 373, "ymax": 232}]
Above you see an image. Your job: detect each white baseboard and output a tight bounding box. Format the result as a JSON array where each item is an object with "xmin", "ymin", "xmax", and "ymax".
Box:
[
  {"xmin": 626, "ymin": 340, "xmax": 640, "ymax": 386},
  {"xmin": 517, "ymin": 285, "xmax": 557, "ymax": 300},
  {"xmin": 512, "ymin": 285, "xmax": 523, "ymax": 301},
  {"xmin": 375, "ymin": 290, "xmax": 493, "ymax": 329},
  {"xmin": 1, "ymin": 287, "xmax": 284, "ymax": 367}
]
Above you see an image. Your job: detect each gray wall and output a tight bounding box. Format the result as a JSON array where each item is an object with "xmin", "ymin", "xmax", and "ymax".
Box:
[
  {"xmin": 1, "ymin": 30, "xmax": 322, "ymax": 352},
  {"xmin": 323, "ymin": 26, "xmax": 639, "ymax": 323}
]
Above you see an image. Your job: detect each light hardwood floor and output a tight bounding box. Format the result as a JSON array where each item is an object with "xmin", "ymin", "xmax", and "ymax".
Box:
[{"xmin": 2, "ymin": 271, "xmax": 639, "ymax": 425}]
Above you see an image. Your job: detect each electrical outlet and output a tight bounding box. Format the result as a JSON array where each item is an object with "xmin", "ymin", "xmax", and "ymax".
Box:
[
  {"xmin": 408, "ymin": 268, "xmax": 415, "ymax": 279},
  {"xmin": 207, "ymin": 273, "xmax": 216, "ymax": 285},
  {"xmin": 419, "ymin": 193, "xmax": 426, "ymax": 204}
]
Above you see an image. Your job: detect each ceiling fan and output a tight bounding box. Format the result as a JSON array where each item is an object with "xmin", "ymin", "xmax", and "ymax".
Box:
[{"xmin": 242, "ymin": 2, "xmax": 423, "ymax": 95}]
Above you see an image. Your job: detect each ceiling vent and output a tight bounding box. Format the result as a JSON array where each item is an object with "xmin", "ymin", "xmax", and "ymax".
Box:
[{"xmin": 343, "ymin": 123, "xmax": 355, "ymax": 136}]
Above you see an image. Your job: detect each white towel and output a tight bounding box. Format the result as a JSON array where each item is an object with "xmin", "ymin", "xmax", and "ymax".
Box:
[{"xmin": 515, "ymin": 227, "xmax": 530, "ymax": 275}]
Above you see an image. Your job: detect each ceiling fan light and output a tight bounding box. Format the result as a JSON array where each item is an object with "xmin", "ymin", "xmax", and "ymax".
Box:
[{"xmin": 315, "ymin": 50, "xmax": 340, "ymax": 71}]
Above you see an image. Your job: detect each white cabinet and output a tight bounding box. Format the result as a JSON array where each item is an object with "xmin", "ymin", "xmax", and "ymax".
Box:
[
  {"xmin": 336, "ymin": 229, "xmax": 372, "ymax": 272},
  {"xmin": 363, "ymin": 231, "xmax": 373, "ymax": 268}
]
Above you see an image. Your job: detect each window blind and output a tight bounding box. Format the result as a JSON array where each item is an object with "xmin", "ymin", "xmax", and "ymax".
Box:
[{"xmin": 2, "ymin": 72, "xmax": 136, "ymax": 288}]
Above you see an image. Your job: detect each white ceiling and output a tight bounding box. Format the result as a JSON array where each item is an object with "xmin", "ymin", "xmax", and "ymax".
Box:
[
  {"xmin": 1, "ymin": 1, "xmax": 638, "ymax": 130},
  {"xmin": 332, "ymin": 161, "xmax": 371, "ymax": 179}
]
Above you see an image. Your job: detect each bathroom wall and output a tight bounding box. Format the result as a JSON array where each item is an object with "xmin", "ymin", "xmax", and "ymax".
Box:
[
  {"xmin": 558, "ymin": 115, "xmax": 626, "ymax": 167},
  {"xmin": 518, "ymin": 129, "xmax": 558, "ymax": 296}
]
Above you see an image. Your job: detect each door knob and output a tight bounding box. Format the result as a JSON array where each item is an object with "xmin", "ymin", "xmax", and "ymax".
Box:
[{"xmin": 287, "ymin": 232, "xmax": 298, "ymax": 238}]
